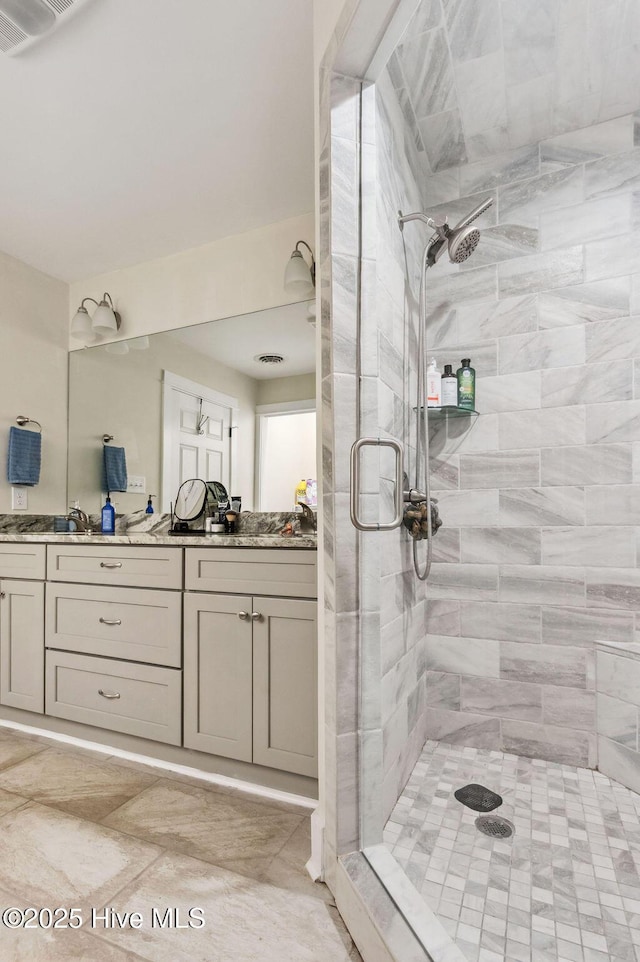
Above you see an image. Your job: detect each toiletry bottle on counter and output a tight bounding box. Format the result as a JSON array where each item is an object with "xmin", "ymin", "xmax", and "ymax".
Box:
[
  {"xmin": 295, "ymin": 479, "xmax": 307, "ymax": 508},
  {"xmin": 457, "ymin": 358, "xmax": 476, "ymax": 410},
  {"xmin": 427, "ymin": 357, "xmax": 441, "ymax": 407},
  {"xmin": 146, "ymin": 495, "xmax": 154, "ymax": 514},
  {"xmin": 441, "ymin": 364, "xmax": 458, "ymax": 406},
  {"xmin": 101, "ymin": 493, "xmax": 115, "ymax": 535}
]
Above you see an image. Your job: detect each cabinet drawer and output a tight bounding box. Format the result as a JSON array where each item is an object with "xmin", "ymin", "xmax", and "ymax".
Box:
[
  {"xmin": 47, "ymin": 545, "xmax": 183, "ymax": 589},
  {"xmin": 185, "ymin": 548, "xmax": 317, "ymax": 598},
  {"xmin": 46, "ymin": 650, "xmax": 181, "ymax": 745},
  {"xmin": 0, "ymin": 544, "xmax": 45, "ymax": 580},
  {"xmin": 46, "ymin": 583, "xmax": 181, "ymax": 668}
]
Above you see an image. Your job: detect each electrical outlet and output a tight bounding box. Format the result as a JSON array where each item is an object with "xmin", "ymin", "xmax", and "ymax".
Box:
[
  {"xmin": 127, "ymin": 475, "xmax": 146, "ymax": 492},
  {"xmin": 11, "ymin": 486, "xmax": 28, "ymax": 510}
]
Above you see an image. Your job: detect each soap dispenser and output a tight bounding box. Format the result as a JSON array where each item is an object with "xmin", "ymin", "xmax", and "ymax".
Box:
[
  {"xmin": 146, "ymin": 495, "xmax": 154, "ymax": 514},
  {"xmin": 101, "ymin": 493, "xmax": 115, "ymax": 535}
]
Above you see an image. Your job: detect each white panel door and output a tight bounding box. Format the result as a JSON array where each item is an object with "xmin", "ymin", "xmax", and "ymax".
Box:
[{"xmin": 162, "ymin": 375, "xmax": 235, "ymax": 511}]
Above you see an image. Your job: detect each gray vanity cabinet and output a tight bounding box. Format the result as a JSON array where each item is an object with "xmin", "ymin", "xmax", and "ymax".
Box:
[
  {"xmin": 183, "ymin": 592, "xmax": 253, "ymax": 761},
  {"xmin": 252, "ymin": 597, "xmax": 317, "ymax": 778},
  {"xmin": 184, "ymin": 548, "xmax": 318, "ymax": 778},
  {"xmin": 0, "ymin": 544, "xmax": 46, "ymax": 714},
  {"xmin": 0, "ymin": 579, "xmax": 45, "ymax": 713}
]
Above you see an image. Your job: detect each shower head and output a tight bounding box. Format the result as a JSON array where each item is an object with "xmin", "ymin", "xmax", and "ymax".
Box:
[{"xmin": 426, "ymin": 196, "xmax": 493, "ymax": 267}]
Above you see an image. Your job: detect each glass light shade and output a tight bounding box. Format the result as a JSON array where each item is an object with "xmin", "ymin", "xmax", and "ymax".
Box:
[
  {"xmin": 92, "ymin": 301, "xmax": 118, "ymax": 335},
  {"xmin": 70, "ymin": 306, "xmax": 93, "ymax": 340},
  {"xmin": 284, "ymin": 252, "xmax": 314, "ymax": 296},
  {"xmin": 129, "ymin": 335, "xmax": 150, "ymax": 350},
  {"xmin": 105, "ymin": 340, "xmax": 129, "ymax": 355}
]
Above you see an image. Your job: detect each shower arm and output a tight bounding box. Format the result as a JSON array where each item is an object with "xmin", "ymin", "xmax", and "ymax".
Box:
[{"xmin": 398, "ymin": 210, "xmax": 448, "ymax": 237}]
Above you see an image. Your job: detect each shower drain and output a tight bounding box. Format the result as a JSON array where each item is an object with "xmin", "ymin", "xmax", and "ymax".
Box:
[
  {"xmin": 475, "ymin": 815, "xmax": 515, "ymax": 839},
  {"xmin": 454, "ymin": 783, "xmax": 503, "ymax": 812}
]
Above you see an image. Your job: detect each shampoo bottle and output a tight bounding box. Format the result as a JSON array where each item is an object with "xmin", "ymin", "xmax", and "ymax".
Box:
[
  {"xmin": 441, "ymin": 364, "xmax": 458, "ymax": 406},
  {"xmin": 101, "ymin": 493, "xmax": 116, "ymax": 535},
  {"xmin": 427, "ymin": 357, "xmax": 442, "ymax": 407},
  {"xmin": 457, "ymin": 358, "xmax": 476, "ymax": 411}
]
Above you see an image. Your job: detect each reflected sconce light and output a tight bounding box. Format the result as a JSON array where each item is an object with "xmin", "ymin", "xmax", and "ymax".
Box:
[
  {"xmin": 284, "ymin": 241, "xmax": 316, "ymax": 298},
  {"xmin": 70, "ymin": 292, "xmax": 122, "ymax": 344}
]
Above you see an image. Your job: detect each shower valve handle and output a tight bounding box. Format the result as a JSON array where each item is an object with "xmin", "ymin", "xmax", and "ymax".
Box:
[{"xmin": 404, "ymin": 488, "xmax": 427, "ymax": 504}]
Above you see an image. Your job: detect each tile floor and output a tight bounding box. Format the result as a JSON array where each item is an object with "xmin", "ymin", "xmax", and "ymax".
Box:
[
  {"xmin": 0, "ymin": 726, "xmax": 362, "ymax": 962},
  {"xmin": 385, "ymin": 740, "xmax": 640, "ymax": 962}
]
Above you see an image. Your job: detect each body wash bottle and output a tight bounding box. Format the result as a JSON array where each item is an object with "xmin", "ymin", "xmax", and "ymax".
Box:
[
  {"xmin": 101, "ymin": 493, "xmax": 115, "ymax": 535},
  {"xmin": 457, "ymin": 358, "xmax": 476, "ymax": 411},
  {"xmin": 441, "ymin": 364, "xmax": 458, "ymax": 406},
  {"xmin": 427, "ymin": 357, "xmax": 441, "ymax": 407}
]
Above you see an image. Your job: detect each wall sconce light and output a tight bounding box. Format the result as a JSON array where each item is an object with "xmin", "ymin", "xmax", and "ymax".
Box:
[
  {"xmin": 70, "ymin": 292, "xmax": 122, "ymax": 343},
  {"xmin": 284, "ymin": 241, "xmax": 316, "ymax": 297}
]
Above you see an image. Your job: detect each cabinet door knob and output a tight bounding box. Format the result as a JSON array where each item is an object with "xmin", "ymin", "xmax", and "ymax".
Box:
[
  {"xmin": 238, "ymin": 611, "xmax": 249, "ymax": 620},
  {"xmin": 99, "ymin": 618, "xmax": 122, "ymax": 626},
  {"xmin": 250, "ymin": 611, "xmax": 261, "ymax": 621},
  {"xmin": 0, "ymin": 591, "xmax": 5, "ymax": 599},
  {"xmin": 98, "ymin": 689, "xmax": 121, "ymax": 700},
  {"xmin": 100, "ymin": 561, "xmax": 123, "ymax": 569}
]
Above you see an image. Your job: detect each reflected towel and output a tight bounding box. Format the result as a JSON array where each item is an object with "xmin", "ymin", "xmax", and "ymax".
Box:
[
  {"xmin": 103, "ymin": 445, "xmax": 128, "ymax": 493},
  {"xmin": 7, "ymin": 426, "xmax": 41, "ymax": 486}
]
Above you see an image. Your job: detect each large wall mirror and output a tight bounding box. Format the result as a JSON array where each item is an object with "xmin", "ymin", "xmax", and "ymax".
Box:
[{"xmin": 67, "ymin": 300, "xmax": 316, "ymax": 515}]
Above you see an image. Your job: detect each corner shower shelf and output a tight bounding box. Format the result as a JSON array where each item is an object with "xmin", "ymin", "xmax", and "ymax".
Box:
[{"xmin": 415, "ymin": 405, "xmax": 479, "ymax": 419}]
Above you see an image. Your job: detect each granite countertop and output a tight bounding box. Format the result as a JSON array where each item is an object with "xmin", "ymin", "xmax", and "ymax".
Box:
[
  {"xmin": 0, "ymin": 511, "xmax": 317, "ymax": 550},
  {"xmin": 0, "ymin": 531, "xmax": 317, "ymax": 548}
]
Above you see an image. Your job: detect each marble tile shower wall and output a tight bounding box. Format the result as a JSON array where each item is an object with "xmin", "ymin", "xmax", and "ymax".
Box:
[{"xmin": 381, "ymin": 50, "xmax": 640, "ymax": 768}]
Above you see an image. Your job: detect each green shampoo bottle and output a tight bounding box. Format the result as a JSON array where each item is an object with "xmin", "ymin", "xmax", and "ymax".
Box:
[{"xmin": 457, "ymin": 358, "xmax": 475, "ymax": 411}]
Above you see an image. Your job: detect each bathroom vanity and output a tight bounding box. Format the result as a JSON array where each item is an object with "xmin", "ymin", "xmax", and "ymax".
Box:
[{"xmin": 0, "ymin": 532, "xmax": 318, "ymax": 796}]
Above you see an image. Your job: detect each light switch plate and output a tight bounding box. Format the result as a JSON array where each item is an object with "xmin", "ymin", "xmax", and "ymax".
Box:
[
  {"xmin": 11, "ymin": 486, "xmax": 27, "ymax": 510},
  {"xmin": 127, "ymin": 475, "xmax": 146, "ymax": 492}
]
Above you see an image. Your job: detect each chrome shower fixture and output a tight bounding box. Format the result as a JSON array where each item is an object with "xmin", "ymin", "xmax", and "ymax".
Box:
[{"xmin": 398, "ymin": 197, "xmax": 494, "ymax": 267}]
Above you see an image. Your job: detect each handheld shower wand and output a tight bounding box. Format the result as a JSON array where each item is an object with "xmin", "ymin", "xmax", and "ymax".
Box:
[{"xmin": 398, "ymin": 196, "xmax": 494, "ymax": 581}]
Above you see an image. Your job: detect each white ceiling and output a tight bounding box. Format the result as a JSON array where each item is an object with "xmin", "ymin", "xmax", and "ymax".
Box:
[
  {"xmin": 0, "ymin": 0, "xmax": 314, "ymax": 282},
  {"xmin": 166, "ymin": 301, "xmax": 316, "ymax": 379}
]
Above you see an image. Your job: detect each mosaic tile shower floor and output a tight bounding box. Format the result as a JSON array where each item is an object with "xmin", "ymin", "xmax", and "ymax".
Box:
[{"xmin": 384, "ymin": 741, "xmax": 640, "ymax": 962}]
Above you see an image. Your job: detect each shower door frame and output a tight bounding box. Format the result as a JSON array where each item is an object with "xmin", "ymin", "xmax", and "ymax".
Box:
[{"xmin": 319, "ymin": 0, "xmax": 450, "ymax": 958}]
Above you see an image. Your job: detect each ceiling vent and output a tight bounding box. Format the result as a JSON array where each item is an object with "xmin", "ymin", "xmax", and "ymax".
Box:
[
  {"xmin": 254, "ymin": 354, "xmax": 285, "ymax": 365},
  {"xmin": 0, "ymin": 0, "xmax": 92, "ymax": 56}
]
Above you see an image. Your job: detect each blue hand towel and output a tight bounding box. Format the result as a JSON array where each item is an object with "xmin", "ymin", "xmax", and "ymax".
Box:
[
  {"xmin": 7, "ymin": 426, "xmax": 41, "ymax": 486},
  {"xmin": 103, "ymin": 445, "xmax": 128, "ymax": 493}
]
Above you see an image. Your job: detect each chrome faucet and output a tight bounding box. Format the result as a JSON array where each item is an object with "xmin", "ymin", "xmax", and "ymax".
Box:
[
  {"xmin": 297, "ymin": 501, "xmax": 317, "ymax": 532},
  {"xmin": 66, "ymin": 506, "xmax": 94, "ymax": 534}
]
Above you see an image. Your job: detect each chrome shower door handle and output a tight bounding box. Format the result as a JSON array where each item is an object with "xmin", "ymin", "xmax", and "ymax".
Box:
[{"xmin": 350, "ymin": 437, "xmax": 404, "ymax": 531}]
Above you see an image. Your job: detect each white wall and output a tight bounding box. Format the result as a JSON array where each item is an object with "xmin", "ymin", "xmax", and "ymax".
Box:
[
  {"xmin": 260, "ymin": 411, "xmax": 317, "ymax": 511},
  {"xmin": 69, "ymin": 212, "xmax": 315, "ymax": 347},
  {"xmin": 0, "ymin": 250, "xmax": 69, "ymax": 514},
  {"xmin": 256, "ymin": 373, "xmax": 316, "ymax": 406}
]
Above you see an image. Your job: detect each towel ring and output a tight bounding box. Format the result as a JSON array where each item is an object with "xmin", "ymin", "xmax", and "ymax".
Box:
[
  {"xmin": 102, "ymin": 434, "xmax": 114, "ymax": 444},
  {"xmin": 16, "ymin": 415, "xmax": 42, "ymax": 433}
]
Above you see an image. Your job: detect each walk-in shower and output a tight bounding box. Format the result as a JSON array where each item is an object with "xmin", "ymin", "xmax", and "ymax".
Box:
[{"xmin": 397, "ymin": 198, "xmax": 493, "ymax": 580}]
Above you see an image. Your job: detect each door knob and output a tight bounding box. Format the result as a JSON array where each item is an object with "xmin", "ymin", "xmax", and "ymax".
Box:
[
  {"xmin": 250, "ymin": 612, "xmax": 261, "ymax": 621},
  {"xmin": 238, "ymin": 611, "xmax": 249, "ymax": 620}
]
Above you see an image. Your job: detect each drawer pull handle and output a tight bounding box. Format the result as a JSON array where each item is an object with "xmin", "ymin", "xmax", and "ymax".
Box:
[
  {"xmin": 98, "ymin": 689, "xmax": 121, "ymax": 700},
  {"xmin": 238, "ymin": 611, "xmax": 249, "ymax": 620},
  {"xmin": 250, "ymin": 611, "xmax": 261, "ymax": 621},
  {"xmin": 99, "ymin": 618, "xmax": 122, "ymax": 626},
  {"xmin": 100, "ymin": 562, "xmax": 123, "ymax": 569}
]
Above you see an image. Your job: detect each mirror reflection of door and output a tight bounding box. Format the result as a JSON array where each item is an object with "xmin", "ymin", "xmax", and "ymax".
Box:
[{"xmin": 162, "ymin": 371, "xmax": 237, "ymax": 512}]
